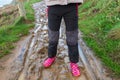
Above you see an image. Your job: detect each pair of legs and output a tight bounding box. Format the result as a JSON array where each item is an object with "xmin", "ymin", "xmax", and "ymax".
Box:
[
  {"xmin": 48, "ymin": 3, "xmax": 79, "ymax": 63},
  {"xmin": 44, "ymin": 3, "xmax": 80, "ymax": 77}
]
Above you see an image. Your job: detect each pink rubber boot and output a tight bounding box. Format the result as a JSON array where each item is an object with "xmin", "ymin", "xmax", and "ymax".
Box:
[
  {"xmin": 43, "ymin": 57, "xmax": 55, "ymax": 68},
  {"xmin": 70, "ymin": 62, "xmax": 81, "ymax": 77}
]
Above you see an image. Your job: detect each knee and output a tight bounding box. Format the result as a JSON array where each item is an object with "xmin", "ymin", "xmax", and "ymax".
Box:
[
  {"xmin": 66, "ymin": 29, "xmax": 78, "ymax": 46},
  {"xmin": 48, "ymin": 29, "xmax": 59, "ymax": 42}
]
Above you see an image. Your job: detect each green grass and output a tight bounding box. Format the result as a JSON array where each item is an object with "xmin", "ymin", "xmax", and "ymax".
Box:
[
  {"xmin": 24, "ymin": 0, "xmax": 40, "ymax": 21},
  {"xmin": 78, "ymin": 0, "xmax": 120, "ymax": 77},
  {"xmin": 0, "ymin": 0, "xmax": 40, "ymax": 58}
]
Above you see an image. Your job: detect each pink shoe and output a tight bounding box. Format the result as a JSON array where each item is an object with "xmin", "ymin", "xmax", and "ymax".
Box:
[
  {"xmin": 43, "ymin": 57, "xmax": 55, "ymax": 68},
  {"xmin": 70, "ymin": 62, "xmax": 81, "ymax": 77}
]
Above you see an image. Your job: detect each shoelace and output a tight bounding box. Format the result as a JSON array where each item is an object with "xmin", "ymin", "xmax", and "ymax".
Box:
[
  {"xmin": 71, "ymin": 63, "xmax": 78, "ymax": 68},
  {"xmin": 45, "ymin": 58, "xmax": 54, "ymax": 65},
  {"xmin": 46, "ymin": 58, "xmax": 52, "ymax": 64},
  {"xmin": 71, "ymin": 64, "xmax": 79, "ymax": 74}
]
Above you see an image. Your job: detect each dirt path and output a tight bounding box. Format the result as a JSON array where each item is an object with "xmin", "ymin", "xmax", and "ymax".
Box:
[
  {"xmin": 0, "ymin": 36, "xmax": 30, "ymax": 80},
  {"xmin": 0, "ymin": 1, "xmax": 117, "ymax": 80}
]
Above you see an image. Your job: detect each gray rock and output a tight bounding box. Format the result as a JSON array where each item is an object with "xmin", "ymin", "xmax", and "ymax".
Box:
[{"xmin": 64, "ymin": 57, "xmax": 69, "ymax": 63}]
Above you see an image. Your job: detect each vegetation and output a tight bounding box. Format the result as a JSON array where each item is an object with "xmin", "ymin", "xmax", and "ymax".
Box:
[
  {"xmin": 0, "ymin": 0, "xmax": 40, "ymax": 58},
  {"xmin": 0, "ymin": 0, "xmax": 120, "ymax": 78},
  {"xmin": 78, "ymin": 0, "xmax": 120, "ymax": 77}
]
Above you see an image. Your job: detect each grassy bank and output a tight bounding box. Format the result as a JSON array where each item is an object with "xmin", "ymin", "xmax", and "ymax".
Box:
[
  {"xmin": 78, "ymin": 0, "xmax": 120, "ymax": 77},
  {"xmin": 0, "ymin": 0, "xmax": 40, "ymax": 58}
]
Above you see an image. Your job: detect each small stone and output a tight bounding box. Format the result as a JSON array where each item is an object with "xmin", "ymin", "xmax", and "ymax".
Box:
[
  {"xmin": 42, "ymin": 25, "xmax": 48, "ymax": 30},
  {"xmin": 42, "ymin": 31, "xmax": 47, "ymax": 35},
  {"xmin": 35, "ymin": 24, "xmax": 42, "ymax": 28},
  {"xmin": 63, "ymin": 45, "xmax": 68, "ymax": 50},
  {"xmin": 44, "ymin": 43, "xmax": 48, "ymax": 47},
  {"xmin": 18, "ymin": 73, "xmax": 25, "ymax": 80},
  {"xmin": 58, "ymin": 53, "xmax": 65, "ymax": 59},
  {"xmin": 44, "ymin": 34, "xmax": 48, "ymax": 38},
  {"xmin": 59, "ymin": 39, "xmax": 64, "ymax": 43},
  {"xmin": 29, "ymin": 54, "xmax": 37, "ymax": 60},
  {"xmin": 40, "ymin": 12, "xmax": 45, "ymax": 16},
  {"xmin": 61, "ymin": 50, "xmax": 68, "ymax": 57},
  {"xmin": 40, "ymin": 18, "xmax": 44, "ymax": 22},
  {"xmin": 59, "ymin": 42, "xmax": 65, "ymax": 47},
  {"xmin": 64, "ymin": 57, "xmax": 69, "ymax": 63},
  {"xmin": 77, "ymin": 61, "xmax": 84, "ymax": 68}
]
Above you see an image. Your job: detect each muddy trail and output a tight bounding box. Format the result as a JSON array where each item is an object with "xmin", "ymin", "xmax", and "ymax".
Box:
[{"xmin": 3, "ymin": 1, "xmax": 115, "ymax": 80}]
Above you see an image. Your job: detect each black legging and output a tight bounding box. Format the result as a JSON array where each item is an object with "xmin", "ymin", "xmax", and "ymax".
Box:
[{"xmin": 48, "ymin": 3, "xmax": 79, "ymax": 63}]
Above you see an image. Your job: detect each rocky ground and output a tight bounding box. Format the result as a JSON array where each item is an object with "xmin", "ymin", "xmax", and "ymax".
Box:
[
  {"xmin": 0, "ymin": 36, "xmax": 30, "ymax": 80},
  {"xmin": 0, "ymin": 1, "xmax": 117, "ymax": 80}
]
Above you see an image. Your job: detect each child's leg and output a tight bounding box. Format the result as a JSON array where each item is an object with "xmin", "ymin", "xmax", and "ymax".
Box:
[
  {"xmin": 47, "ymin": 6, "xmax": 62, "ymax": 58},
  {"xmin": 63, "ymin": 3, "xmax": 79, "ymax": 63},
  {"xmin": 63, "ymin": 4, "xmax": 81, "ymax": 76}
]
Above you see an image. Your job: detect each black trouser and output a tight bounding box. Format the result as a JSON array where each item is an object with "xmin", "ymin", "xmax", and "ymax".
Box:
[{"xmin": 48, "ymin": 3, "xmax": 79, "ymax": 63}]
